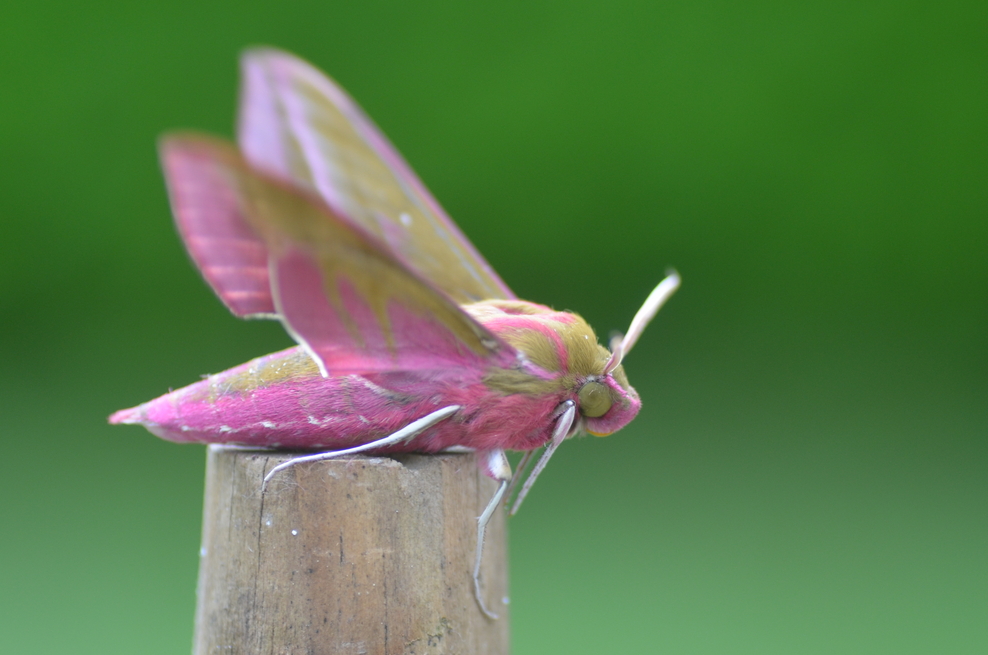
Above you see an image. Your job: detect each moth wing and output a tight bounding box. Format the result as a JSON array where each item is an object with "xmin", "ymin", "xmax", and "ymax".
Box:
[
  {"xmin": 238, "ymin": 47, "xmax": 515, "ymax": 304},
  {"xmin": 161, "ymin": 136, "xmax": 276, "ymax": 318},
  {"xmin": 160, "ymin": 134, "xmax": 518, "ymax": 375}
]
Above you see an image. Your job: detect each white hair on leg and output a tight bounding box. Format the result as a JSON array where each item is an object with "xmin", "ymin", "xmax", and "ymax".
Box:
[
  {"xmin": 474, "ymin": 449, "xmax": 511, "ymax": 619},
  {"xmin": 509, "ymin": 401, "xmax": 576, "ymax": 516},
  {"xmin": 503, "ymin": 449, "xmax": 537, "ymax": 507}
]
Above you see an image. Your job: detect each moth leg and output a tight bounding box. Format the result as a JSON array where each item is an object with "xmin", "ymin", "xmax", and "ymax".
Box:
[
  {"xmin": 474, "ymin": 449, "xmax": 511, "ymax": 619},
  {"xmin": 503, "ymin": 449, "xmax": 536, "ymax": 506},
  {"xmin": 261, "ymin": 405, "xmax": 461, "ymax": 489},
  {"xmin": 509, "ymin": 400, "xmax": 577, "ymax": 516}
]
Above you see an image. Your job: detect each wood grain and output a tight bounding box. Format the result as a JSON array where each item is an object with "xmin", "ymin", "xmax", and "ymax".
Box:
[{"xmin": 193, "ymin": 447, "xmax": 509, "ymax": 654}]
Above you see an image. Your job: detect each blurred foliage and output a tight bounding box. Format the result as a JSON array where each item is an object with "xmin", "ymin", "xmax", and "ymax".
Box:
[{"xmin": 1, "ymin": 1, "xmax": 985, "ymax": 653}]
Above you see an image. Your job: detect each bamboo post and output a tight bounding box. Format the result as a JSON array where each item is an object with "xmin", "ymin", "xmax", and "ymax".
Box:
[{"xmin": 193, "ymin": 447, "xmax": 509, "ymax": 654}]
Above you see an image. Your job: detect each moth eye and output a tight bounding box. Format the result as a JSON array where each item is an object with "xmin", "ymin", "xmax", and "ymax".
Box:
[{"xmin": 578, "ymin": 381, "xmax": 612, "ymax": 418}]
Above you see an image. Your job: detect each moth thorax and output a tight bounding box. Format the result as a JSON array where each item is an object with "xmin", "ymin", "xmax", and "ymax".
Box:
[{"xmin": 578, "ymin": 380, "xmax": 612, "ymax": 418}]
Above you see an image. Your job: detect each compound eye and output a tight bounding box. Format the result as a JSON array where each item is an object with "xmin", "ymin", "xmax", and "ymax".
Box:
[{"xmin": 578, "ymin": 381, "xmax": 613, "ymax": 418}]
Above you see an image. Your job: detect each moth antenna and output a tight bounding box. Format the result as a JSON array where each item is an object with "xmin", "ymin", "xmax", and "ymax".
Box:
[
  {"xmin": 261, "ymin": 405, "xmax": 460, "ymax": 490},
  {"xmin": 604, "ymin": 270, "xmax": 681, "ymax": 374},
  {"xmin": 509, "ymin": 401, "xmax": 576, "ymax": 516},
  {"xmin": 603, "ymin": 334, "xmax": 624, "ymax": 376}
]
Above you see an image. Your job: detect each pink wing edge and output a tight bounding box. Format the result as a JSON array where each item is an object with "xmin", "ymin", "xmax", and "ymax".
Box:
[{"xmin": 159, "ymin": 135, "xmax": 277, "ymax": 319}]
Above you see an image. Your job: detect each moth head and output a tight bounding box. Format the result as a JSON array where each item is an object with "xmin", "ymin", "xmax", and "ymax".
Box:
[
  {"xmin": 580, "ymin": 364, "xmax": 641, "ymax": 436},
  {"xmin": 581, "ymin": 271, "xmax": 681, "ymax": 436}
]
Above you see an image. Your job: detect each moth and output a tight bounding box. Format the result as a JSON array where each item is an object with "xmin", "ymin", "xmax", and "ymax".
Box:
[{"xmin": 111, "ymin": 48, "xmax": 679, "ymax": 617}]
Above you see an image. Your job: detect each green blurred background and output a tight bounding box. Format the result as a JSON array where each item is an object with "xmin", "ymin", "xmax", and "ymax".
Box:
[{"xmin": 2, "ymin": 0, "xmax": 985, "ymax": 652}]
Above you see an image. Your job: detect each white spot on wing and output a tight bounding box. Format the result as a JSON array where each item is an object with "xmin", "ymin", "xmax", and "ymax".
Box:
[{"xmin": 399, "ymin": 212, "xmax": 412, "ymax": 226}]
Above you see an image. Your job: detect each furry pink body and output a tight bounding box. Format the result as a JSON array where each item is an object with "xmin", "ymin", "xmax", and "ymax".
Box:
[
  {"xmin": 111, "ymin": 346, "xmax": 561, "ymax": 452},
  {"xmin": 111, "ymin": 300, "xmax": 642, "ymax": 452}
]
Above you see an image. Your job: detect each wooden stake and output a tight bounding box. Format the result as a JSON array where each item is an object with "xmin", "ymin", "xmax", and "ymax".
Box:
[{"xmin": 193, "ymin": 447, "xmax": 509, "ymax": 654}]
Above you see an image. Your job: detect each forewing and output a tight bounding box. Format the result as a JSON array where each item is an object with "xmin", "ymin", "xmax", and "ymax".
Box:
[
  {"xmin": 160, "ymin": 134, "xmax": 516, "ymax": 376},
  {"xmin": 160, "ymin": 138, "xmax": 276, "ymax": 317},
  {"xmin": 238, "ymin": 47, "xmax": 515, "ymax": 304}
]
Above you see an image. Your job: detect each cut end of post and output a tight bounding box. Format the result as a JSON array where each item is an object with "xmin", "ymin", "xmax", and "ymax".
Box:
[{"xmin": 194, "ymin": 449, "xmax": 509, "ymax": 655}]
